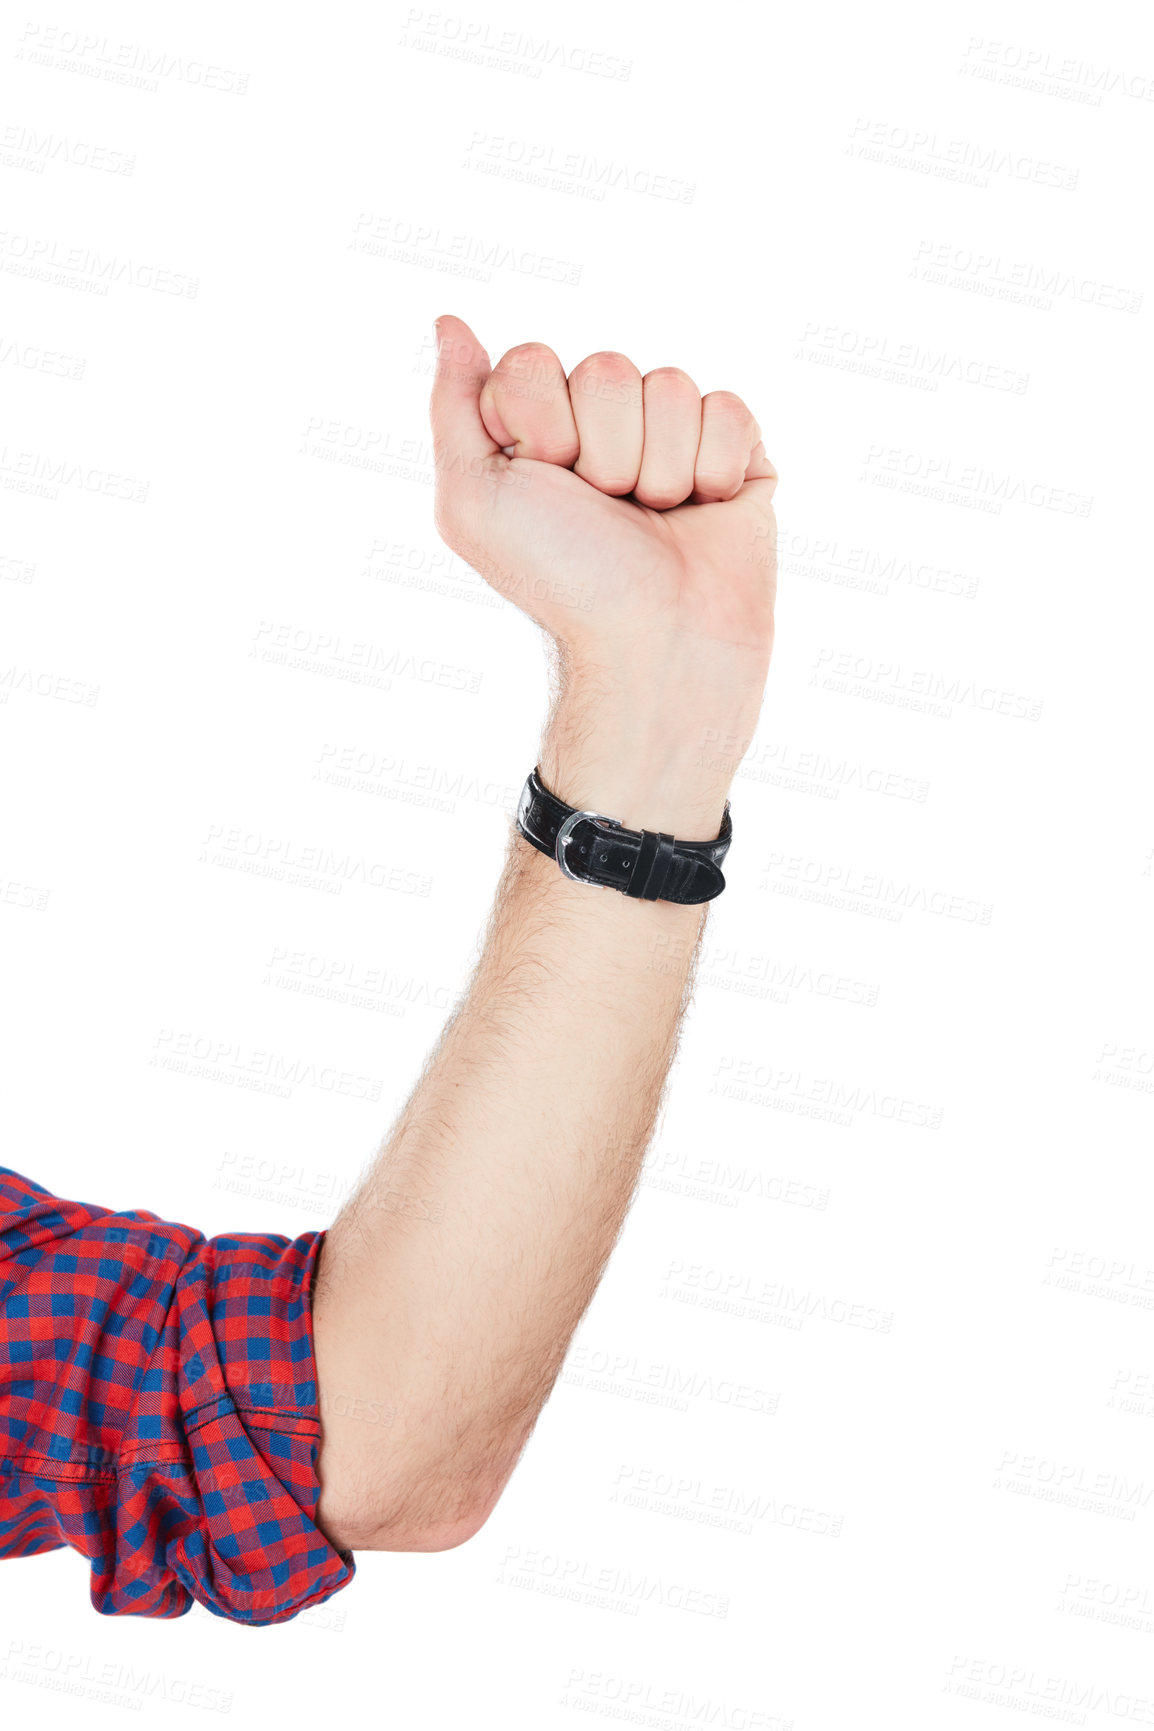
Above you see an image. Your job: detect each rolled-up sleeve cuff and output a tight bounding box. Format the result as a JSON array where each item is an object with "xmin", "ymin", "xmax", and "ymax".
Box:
[
  {"xmin": 104, "ymin": 1226, "xmax": 355, "ymax": 1625},
  {"xmin": 2, "ymin": 1170, "xmax": 355, "ymax": 1625}
]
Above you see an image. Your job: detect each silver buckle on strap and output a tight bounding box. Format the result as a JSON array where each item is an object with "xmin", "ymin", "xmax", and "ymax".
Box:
[{"xmin": 554, "ymin": 809, "xmax": 623, "ymax": 883}]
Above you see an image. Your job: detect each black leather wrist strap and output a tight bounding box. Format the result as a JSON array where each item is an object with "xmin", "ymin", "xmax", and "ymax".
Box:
[{"xmin": 515, "ymin": 765, "xmax": 732, "ymax": 904}]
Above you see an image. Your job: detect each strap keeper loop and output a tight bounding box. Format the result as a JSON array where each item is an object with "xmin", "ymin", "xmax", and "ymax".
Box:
[{"xmin": 625, "ymin": 830, "xmax": 677, "ymax": 900}]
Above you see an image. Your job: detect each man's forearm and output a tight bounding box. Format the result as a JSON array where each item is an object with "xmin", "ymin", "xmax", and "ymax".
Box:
[{"xmin": 311, "ymin": 681, "xmax": 749, "ymax": 1553}]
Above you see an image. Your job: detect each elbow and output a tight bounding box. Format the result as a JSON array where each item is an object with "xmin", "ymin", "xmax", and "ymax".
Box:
[
  {"xmin": 375, "ymin": 1503, "xmax": 495, "ymax": 1553},
  {"xmin": 317, "ymin": 1414, "xmax": 532, "ymax": 1555},
  {"xmin": 321, "ymin": 1478, "xmax": 507, "ymax": 1556}
]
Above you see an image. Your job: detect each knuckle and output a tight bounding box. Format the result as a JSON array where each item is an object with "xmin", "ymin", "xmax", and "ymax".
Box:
[
  {"xmin": 694, "ymin": 469, "xmax": 742, "ymax": 497},
  {"xmin": 496, "ymin": 342, "xmax": 563, "ymax": 385},
  {"xmin": 536, "ymin": 438, "xmax": 580, "ymax": 466},
  {"xmin": 644, "ymin": 366, "xmax": 698, "ymax": 392},
  {"xmin": 575, "ymin": 459, "xmax": 636, "ymax": 495},
  {"xmin": 703, "ymin": 389, "xmax": 751, "ymax": 424},
  {"xmin": 571, "ymin": 349, "xmax": 639, "ymax": 382},
  {"xmin": 636, "ymin": 485, "xmax": 688, "ymax": 509}
]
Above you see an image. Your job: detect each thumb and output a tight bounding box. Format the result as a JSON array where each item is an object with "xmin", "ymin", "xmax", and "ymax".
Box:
[{"xmin": 430, "ymin": 314, "xmax": 502, "ymax": 471}]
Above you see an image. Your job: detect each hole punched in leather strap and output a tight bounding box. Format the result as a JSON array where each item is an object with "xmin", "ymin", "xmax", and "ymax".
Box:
[{"xmin": 625, "ymin": 830, "xmax": 677, "ymax": 900}]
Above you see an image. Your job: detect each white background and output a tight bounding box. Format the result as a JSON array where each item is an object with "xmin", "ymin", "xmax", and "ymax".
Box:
[{"xmin": 2, "ymin": 1, "xmax": 1153, "ymax": 1726}]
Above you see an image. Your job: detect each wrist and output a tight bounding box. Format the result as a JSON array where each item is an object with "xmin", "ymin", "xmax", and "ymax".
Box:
[
  {"xmin": 538, "ymin": 624, "xmax": 770, "ymax": 837},
  {"xmin": 539, "ymin": 698, "xmax": 747, "ymax": 839}
]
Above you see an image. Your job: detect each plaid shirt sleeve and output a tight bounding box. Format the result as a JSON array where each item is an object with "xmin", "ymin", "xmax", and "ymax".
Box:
[{"xmin": 0, "ymin": 1165, "xmax": 355, "ymax": 1625}]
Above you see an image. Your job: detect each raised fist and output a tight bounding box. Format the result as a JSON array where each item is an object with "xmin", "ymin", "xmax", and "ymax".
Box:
[{"xmin": 429, "ymin": 315, "xmax": 777, "ymax": 702}]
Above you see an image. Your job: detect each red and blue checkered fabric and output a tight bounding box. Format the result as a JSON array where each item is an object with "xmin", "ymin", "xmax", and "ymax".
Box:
[{"xmin": 0, "ymin": 1166, "xmax": 355, "ymax": 1624}]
